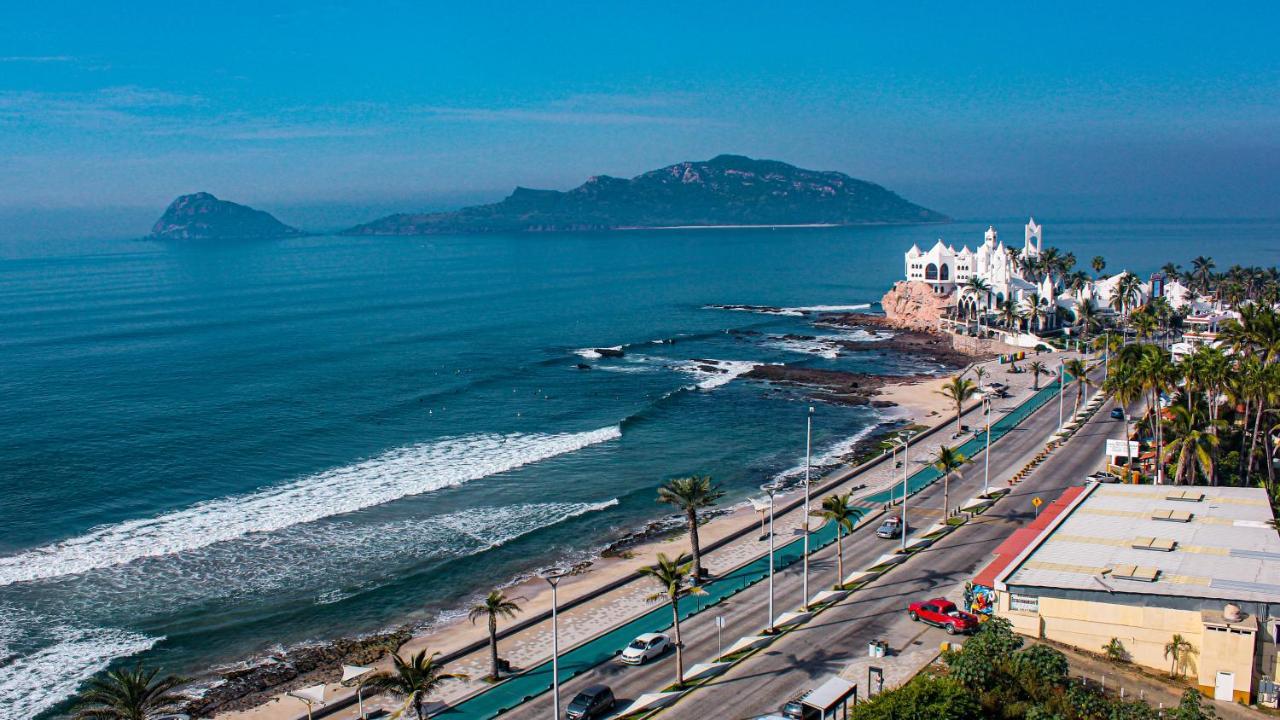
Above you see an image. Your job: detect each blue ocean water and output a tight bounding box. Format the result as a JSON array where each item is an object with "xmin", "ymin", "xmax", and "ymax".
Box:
[{"xmin": 0, "ymin": 219, "xmax": 1276, "ymax": 716}]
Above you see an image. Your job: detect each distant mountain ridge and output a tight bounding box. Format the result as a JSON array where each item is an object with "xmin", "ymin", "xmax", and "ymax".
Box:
[
  {"xmin": 342, "ymin": 155, "xmax": 946, "ymax": 235},
  {"xmin": 150, "ymin": 192, "xmax": 303, "ymax": 240}
]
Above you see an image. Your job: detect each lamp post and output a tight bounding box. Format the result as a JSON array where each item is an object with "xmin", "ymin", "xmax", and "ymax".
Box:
[
  {"xmin": 544, "ymin": 572, "xmax": 569, "ymax": 719},
  {"xmin": 1058, "ymin": 359, "xmax": 1065, "ymax": 430},
  {"xmin": 762, "ymin": 482, "xmax": 779, "ymax": 632},
  {"xmin": 898, "ymin": 432, "xmax": 913, "ymax": 552},
  {"xmin": 983, "ymin": 397, "xmax": 992, "ymax": 495},
  {"xmin": 802, "ymin": 405, "xmax": 814, "ymax": 605}
]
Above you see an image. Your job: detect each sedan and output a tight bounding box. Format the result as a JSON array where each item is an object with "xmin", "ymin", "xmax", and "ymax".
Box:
[{"xmin": 620, "ymin": 632, "xmax": 670, "ymax": 665}]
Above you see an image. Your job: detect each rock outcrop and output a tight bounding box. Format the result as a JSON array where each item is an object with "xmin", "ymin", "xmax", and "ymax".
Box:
[
  {"xmin": 150, "ymin": 192, "xmax": 303, "ymax": 240},
  {"xmin": 878, "ymin": 280, "xmax": 950, "ymax": 332}
]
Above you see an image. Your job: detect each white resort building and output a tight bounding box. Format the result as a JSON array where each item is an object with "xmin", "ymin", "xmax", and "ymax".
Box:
[{"xmin": 900, "ymin": 218, "xmax": 1211, "ymax": 344}]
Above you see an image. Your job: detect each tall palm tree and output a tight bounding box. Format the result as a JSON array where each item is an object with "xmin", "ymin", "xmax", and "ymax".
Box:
[
  {"xmin": 973, "ymin": 365, "xmax": 988, "ymax": 389},
  {"xmin": 1164, "ymin": 634, "xmax": 1194, "ymax": 678},
  {"xmin": 998, "ymin": 298, "xmax": 1022, "ymax": 331},
  {"xmin": 1136, "ymin": 346, "xmax": 1175, "ymax": 483},
  {"xmin": 360, "ymin": 650, "xmax": 467, "ymax": 720},
  {"xmin": 468, "ymin": 590, "xmax": 524, "ymax": 681},
  {"xmin": 656, "ymin": 475, "xmax": 724, "ymax": 584},
  {"xmin": 73, "ymin": 664, "xmax": 187, "ymax": 720},
  {"xmin": 932, "ymin": 446, "xmax": 967, "ymax": 519},
  {"xmin": 1091, "ymin": 255, "xmax": 1106, "ymax": 276},
  {"xmin": 964, "ymin": 277, "xmax": 991, "ymax": 322},
  {"xmin": 1075, "ymin": 300, "xmax": 1102, "ymax": 344},
  {"xmin": 1115, "ymin": 272, "xmax": 1143, "ymax": 319},
  {"xmin": 1064, "ymin": 358, "xmax": 1091, "ymax": 411},
  {"xmin": 1024, "ymin": 292, "xmax": 1046, "ymax": 333},
  {"xmin": 1131, "ymin": 308, "xmax": 1158, "ymax": 342},
  {"xmin": 1162, "ymin": 406, "xmax": 1222, "ymax": 485},
  {"xmin": 1028, "ymin": 360, "xmax": 1047, "ymax": 390},
  {"xmin": 1191, "ymin": 256, "xmax": 1216, "ymax": 295},
  {"xmin": 639, "ymin": 553, "xmax": 705, "ymax": 686},
  {"xmin": 1105, "ymin": 364, "xmax": 1144, "ymax": 474},
  {"xmin": 936, "ymin": 375, "xmax": 978, "ymax": 434},
  {"xmin": 809, "ymin": 493, "xmax": 861, "ymax": 586}
]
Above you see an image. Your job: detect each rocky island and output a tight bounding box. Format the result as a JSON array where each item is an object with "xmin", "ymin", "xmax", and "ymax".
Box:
[
  {"xmin": 341, "ymin": 155, "xmax": 947, "ymax": 235},
  {"xmin": 150, "ymin": 192, "xmax": 303, "ymax": 240}
]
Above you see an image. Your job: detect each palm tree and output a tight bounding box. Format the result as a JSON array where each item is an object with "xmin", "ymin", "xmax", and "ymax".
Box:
[
  {"xmin": 1136, "ymin": 346, "xmax": 1174, "ymax": 483},
  {"xmin": 1064, "ymin": 358, "xmax": 1091, "ymax": 411},
  {"xmin": 639, "ymin": 553, "xmax": 705, "ymax": 686},
  {"xmin": 932, "ymin": 445, "xmax": 967, "ymax": 519},
  {"xmin": 1161, "ymin": 262, "xmax": 1182, "ymax": 278},
  {"xmin": 468, "ymin": 590, "xmax": 524, "ymax": 680},
  {"xmin": 73, "ymin": 664, "xmax": 187, "ymax": 720},
  {"xmin": 1024, "ymin": 292, "xmax": 1046, "ymax": 333},
  {"xmin": 1115, "ymin": 272, "xmax": 1143, "ymax": 319},
  {"xmin": 809, "ymin": 493, "xmax": 861, "ymax": 586},
  {"xmin": 1075, "ymin": 300, "xmax": 1102, "ymax": 344},
  {"xmin": 998, "ymin": 298, "xmax": 1022, "ymax": 332},
  {"xmin": 973, "ymin": 365, "xmax": 987, "ymax": 389},
  {"xmin": 1164, "ymin": 634, "xmax": 1194, "ymax": 678},
  {"xmin": 936, "ymin": 375, "xmax": 977, "ymax": 434},
  {"xmin": 1028, "ymin": 360, "xmax": 1047, "ymax": 390},
  {"xmin": 1091, "ymin": 255, "xmax": 1106, "ymax": 276},
  {"xmin": 1105, "ymin": 364, "xmax": 1144, "ymax": 475},
  {"xmin": 1131, "ymin": 308, "xmax": 1158, "ymax": 342},
  {"xmin": 1191, "ymin": 256, "xmax": 1216, "ymax": 295},
  {"xmin": 1163, "ymin": 406, "xmax": 1222, "ymax": 485},
  {"xmin": 657, "ymin": 475, "xmax": 725, "ymax": 584},
  {"xmin": 360, "ymin": 650, "xmax": 467, "ymax": 720},
  {"xmin": 964, "ymin": 277, "xmax": 991, "ymax": 323}
]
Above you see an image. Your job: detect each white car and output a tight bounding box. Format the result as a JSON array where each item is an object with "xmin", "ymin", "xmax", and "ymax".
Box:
[{"xmin": 620, "ymin": 632, "xmax": 670, "ymax": 665}]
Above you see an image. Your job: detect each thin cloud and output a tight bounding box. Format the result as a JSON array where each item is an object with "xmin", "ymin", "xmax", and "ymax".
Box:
[
  {"xmin": 418, "ymin": 100, "xmax": 716, "ymax": 127},
  {"xmin": 0, "ymin": 55, "xmax": 76, "ymax": 63}
]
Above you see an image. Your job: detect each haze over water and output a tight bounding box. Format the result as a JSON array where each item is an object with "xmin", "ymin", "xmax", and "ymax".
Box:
[{"xmin": 1, "ymin": 219, "xmax": 1277, "ymax": 717}]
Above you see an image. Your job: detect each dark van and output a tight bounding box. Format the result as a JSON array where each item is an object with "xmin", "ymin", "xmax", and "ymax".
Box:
[{"xmin": 566, "ymin": 685, "xmax": 615, "ymax": 719}]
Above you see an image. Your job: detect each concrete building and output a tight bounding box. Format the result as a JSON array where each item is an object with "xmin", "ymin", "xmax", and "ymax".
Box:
[{"xmin": 971, "ymin": 482, "xmax": 1280, "ymax": 704}]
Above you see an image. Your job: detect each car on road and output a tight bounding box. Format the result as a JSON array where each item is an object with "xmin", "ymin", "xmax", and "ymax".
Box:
[
  {"xmin": 907, "ymin": 598, "xmax": 978, "ymax": 635},
  {"xmin": 1110, "ymin": 407, "xmax": 1125, "ymax": 419},
  {"xmin": 565, "ymin": 685, "xmax": 615, "ymax": 719},
  {"xmin": 620, "ymin": 632, "xmax": 670, "ymax": 665},
  {"xmin": 875, "ymin": 516, "xmax": 904, "ymax": 539}
]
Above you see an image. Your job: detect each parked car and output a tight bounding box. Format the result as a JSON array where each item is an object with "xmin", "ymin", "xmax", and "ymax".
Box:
[
  {"xmin": 620, "ymin": 632, "xmax": 670, "ymax": 665},
  {"xmin": 1086, "ymin": 471, "xmax": 1120, "ymax": 483},
  {"xmin": 780, "ymin": 696, "xmax": 822, "ymax": 720},
  {"xmin": 875, "ymin": 516, "xmax": 904, "ymax": 539},
  {"xmin": 907, "ymin": 598, "xmax": 978, "ymax": 635},
  {"xmin": 1110, "ymin": 407, "xmax": 1125, "ymax": 420},
  {"xmin": 565, "ymin": 685, "xmax": 615, "ymax": 719}
]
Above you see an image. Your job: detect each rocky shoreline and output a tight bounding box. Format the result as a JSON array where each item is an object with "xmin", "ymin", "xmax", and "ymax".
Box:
[{"xmin": 818, "ymin": 312, "xmax": 989, "ymax": 367}]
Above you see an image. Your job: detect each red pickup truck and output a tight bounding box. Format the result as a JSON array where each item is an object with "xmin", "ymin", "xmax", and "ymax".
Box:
[{"xmin": 907, "ymin": 598, "xmax": 978, "ymax": 635}]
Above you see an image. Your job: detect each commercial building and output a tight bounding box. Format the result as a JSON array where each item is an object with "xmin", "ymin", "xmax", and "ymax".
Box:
[{"xmin": 970, "ymin": 482, "xmax": 1280, "ymax": 704}]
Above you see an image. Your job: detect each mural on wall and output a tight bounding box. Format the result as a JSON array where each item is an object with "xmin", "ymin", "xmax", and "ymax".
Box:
[{"xmin": 965, "ymin": 581, "xmax": 996, "ymax": 616}]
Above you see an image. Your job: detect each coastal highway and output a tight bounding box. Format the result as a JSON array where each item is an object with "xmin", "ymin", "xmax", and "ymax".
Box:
[{"xmin": 496, "ymin": 371, "xmax": 1122, "ymax": 720}]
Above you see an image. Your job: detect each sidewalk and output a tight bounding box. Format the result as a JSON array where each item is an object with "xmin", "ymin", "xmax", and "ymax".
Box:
[{"xmin": 221, "ymin": 350, "xmax": 1085, "ymax": 720}]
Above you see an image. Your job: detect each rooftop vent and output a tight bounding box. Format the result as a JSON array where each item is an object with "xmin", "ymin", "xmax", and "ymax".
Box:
[
  {"xmin": 1109, "ymin": 564, "xmax": 1161, "ymax": 582},
  {"xmin": 1152, "ymin": 509, "xmax": 1193, "ymax": 523},
  {"xmin": 1132, "ymin": 537, "xmax": 1178, "ymax": 552},
  {"xmin": 1166, "ymin": 490, "xmax": 1205, "ymax": 502}
]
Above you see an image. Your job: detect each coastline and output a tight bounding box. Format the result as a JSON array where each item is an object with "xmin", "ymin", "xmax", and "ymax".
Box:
[{"xmin": 205, "ymin": 359, "xmax": 968, "ymax": 719}]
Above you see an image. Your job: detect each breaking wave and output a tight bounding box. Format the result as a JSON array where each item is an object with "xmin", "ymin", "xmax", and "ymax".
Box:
[{"xmin": 0, "ymin": 426, "xmax": 622, "ymax": 586}]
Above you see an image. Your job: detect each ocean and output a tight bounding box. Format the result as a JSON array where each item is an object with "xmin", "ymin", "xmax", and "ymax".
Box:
[{"xmin": 1, "ymin": 219, "xmax": 1276, "ymax": 717}]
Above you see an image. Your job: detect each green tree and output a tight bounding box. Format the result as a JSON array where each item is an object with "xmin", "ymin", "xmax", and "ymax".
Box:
[
  {"xmin": 1175, "ymin": 688, "xmax": 1217, "ymax": 719},
  {"xmin": 1164, "ymin": 633, "xmax": 1194, "ymax": 678},
  {"xmin": 1091, "ymin": 255, "xmax": 1106, "ymax": 276},
  {"xmin": 1102, "ymin": 637, "xmax": 1129, "ymax": 663},
  {"xmin": 639, "ymin": 553, "xmax": 705, "ymax": 686},
  {"xmin": 1028, "ymin": 360, "xmax": 1047, "ymax": 390},
  {"xmin": 932, "ymin": 445, "xmax": 967, "ymax": 519},
  {"xmin": 468, "ymin": 590, "xmax": 523, "ymax": 681},
  {"xmin": 936, "ymin": 375, "xmax": 978, "ymax": 434},
  {"xmin": 1063, "ymin": 358, "xmax": 1091, "ymax": 411},
  {"xmin": 657, "ymin": 475, "xmax": 724, "ymax": 584},
  {"xmin": 73, "ymin": 664, "xmax": 187, "ymax": 720},
  {"xmin": 810, "ymin": 492, "xmax": 862, "ymax": 586},
  {"xmin": 360, "ymin": 650, "xmax": 467, "ymax": 720},
  {"xmin": 849, "ymin": 674, "xmax": 982, "ymax": 720},
  {"xmin": 1163, "ymin": 406, "xmax": 1222, "ymax": 485}
]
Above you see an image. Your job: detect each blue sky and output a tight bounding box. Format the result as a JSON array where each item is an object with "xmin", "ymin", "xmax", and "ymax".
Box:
[{"xmin": 1, "ymin": 1, "xmax": 1277, "ymax": 234}]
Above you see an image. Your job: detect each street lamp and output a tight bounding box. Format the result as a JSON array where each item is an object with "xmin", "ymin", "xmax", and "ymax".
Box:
[
  {"xmin": 543, "ymin": 571, "xmax": 569, "ymax": 719},
  {"xmin": 897, "ymin": 432, "xmax": 914, "ymax": 552},
  {"xmin": 1058, "ymin": 359, "xmax": 1065, "ymax": 430},
  {"xmin": 983, "ymin": 397, "xmax": 992, "ymax": 495},
  {"xmin": 761, "ymin": 482, "xmax": 779, "ymax": 632},
  {"xmin": 802, "ymin": 405, "xmax": 814, "ymax": 605}
]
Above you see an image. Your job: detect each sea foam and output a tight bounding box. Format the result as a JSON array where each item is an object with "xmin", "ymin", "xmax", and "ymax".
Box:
[{"xmin": 0, "ymin": 426, "xmax": 621, "ymax": 586}]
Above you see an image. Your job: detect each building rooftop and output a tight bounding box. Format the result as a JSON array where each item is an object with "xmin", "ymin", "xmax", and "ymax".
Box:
[{"xmin": 995, "ymin": 483, "xmax": 1280, "ymax": 604}]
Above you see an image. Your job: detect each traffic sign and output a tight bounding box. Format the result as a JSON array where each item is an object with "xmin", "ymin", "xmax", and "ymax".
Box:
[{"xmin": 1032, "ymin": 497, "xmax": 1042, "ymax": 508}]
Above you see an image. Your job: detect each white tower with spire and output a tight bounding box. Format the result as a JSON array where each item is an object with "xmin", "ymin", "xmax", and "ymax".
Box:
[{"xmin": 1024, "ymin": 217, "xmax": 1043, "ymax": 258}]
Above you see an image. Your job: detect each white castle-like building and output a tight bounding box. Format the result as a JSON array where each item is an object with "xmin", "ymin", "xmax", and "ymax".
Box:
[{"xmin": 902, "ymin": 218, "xmax": 1208, "ymax": 339}]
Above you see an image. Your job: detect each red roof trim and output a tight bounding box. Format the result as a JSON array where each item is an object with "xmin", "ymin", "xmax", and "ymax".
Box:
[{"xmin": 972, "ymin": 486, "xmax": 1086, "ymax": 588}]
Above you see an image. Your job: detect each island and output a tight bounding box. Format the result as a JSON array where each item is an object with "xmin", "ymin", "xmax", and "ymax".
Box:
[
  {"xmin": 341, "ymin": 154, "xmax": 947, "ymax": 235},
  {"xmin": 150, "ymin": 192, "xmax": 303, "ymax": 240}
]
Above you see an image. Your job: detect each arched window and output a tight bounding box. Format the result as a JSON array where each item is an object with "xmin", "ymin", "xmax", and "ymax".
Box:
[
  {"xmin": 925, "ymin": 263, "xmax": 938, "ymax": 281},
  {"xmin": 940, "ymin": 264, "xmax": 950, "ymax": 281}
]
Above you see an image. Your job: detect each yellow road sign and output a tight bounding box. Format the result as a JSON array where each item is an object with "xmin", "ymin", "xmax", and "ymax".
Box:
[{"xmin": 1032, "ymin": 497, "xmax": 1043, "ymax": 508}]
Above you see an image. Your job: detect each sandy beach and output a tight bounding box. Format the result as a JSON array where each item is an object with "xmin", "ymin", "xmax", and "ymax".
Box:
[{"xmin": 211, "ymin": 344, "xmax": 1049, "ymax": 720}]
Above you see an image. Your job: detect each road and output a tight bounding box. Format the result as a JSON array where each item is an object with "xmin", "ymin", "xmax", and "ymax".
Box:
[{"xmin": 496, "ymin": 372, "xmax": 1122, "ymax": 720}]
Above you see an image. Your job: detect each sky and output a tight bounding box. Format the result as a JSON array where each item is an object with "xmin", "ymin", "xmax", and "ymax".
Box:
[{"xmin": 1, "ymin": 1, "xmax": 1278, "ymax": 237}]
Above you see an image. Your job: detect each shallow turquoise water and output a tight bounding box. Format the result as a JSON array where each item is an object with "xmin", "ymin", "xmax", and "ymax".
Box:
[{"xmin": 0, "ymin": 219, "xmax": 1275, "ymax": 717}]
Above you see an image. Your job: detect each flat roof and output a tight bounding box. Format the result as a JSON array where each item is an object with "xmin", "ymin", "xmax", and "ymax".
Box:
[
  {"xmin": 997, "ymin": 483, "xmax": 1280, "ymax": 604},
  {"xmin": 803, "ymin": 676, "xmax": 857, "ymax": 710}
]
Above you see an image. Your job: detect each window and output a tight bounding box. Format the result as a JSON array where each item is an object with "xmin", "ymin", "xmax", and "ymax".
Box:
[
  {"xmin": 940, "ymin": 264, "xmax": 950, "ymax": 281},
  {"xmin": 1009, "ymin": 593, "xmax": 1039, "ymax": 613},
  {"xmin": 925, "ymin": 263, "xmax": 938, "ymax": 281}
]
